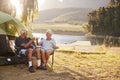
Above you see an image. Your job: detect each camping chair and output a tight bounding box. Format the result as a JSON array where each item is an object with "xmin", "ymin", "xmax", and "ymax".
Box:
[
  {"xmin": 14, "ymin": 37, "xmax": 28, "ymax": 66},
  {"xmin": 48, "ymin": 50, "xmax": 55, "ymax": 70},
  {"xmin": 14, "ymin": 46, "xmax": 28, "ymax": 65}
]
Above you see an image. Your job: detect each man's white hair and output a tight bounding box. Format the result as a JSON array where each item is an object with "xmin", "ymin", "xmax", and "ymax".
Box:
[
  {"xmin": 20, "ymin": 29, "xmax": 27, "ymax": 34},
  {"xmin": 46, "ymin": 29, "xmax": 53, "ymax": 34}
]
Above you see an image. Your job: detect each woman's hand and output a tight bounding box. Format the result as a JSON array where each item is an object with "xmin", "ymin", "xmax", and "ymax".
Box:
[{"xmin": 54, "ymin": 45, "xmax": 59, "ymax": 49}]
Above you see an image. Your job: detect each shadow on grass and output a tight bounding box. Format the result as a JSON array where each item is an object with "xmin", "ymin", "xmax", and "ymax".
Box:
[
  {"xmin": 63, "ymin": 67, "xmax": 91, "ymax": 80},
  {"xmin": 56, "ymin": 50, "xmax": 76, "ymax": 54},
  {"xmin": 0, "ymin": 65, "xmax": 76, "ymax": 80},
  {"xmin": 80, "ymin": 52, "xmax": 106, "ymax": 54},
  {"xmin": 56, "ymin": 49, "xmax": 106, "ymax": 55}
]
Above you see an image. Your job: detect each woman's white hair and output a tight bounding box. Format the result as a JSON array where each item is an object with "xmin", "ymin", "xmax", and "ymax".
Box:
[
  {"xmin": 46, "ymin": 29, "xmax": 53, "ymax": 34},
  {"xmin": 20, "ymin": 29, "xmax": 27, "ymax": 34}
]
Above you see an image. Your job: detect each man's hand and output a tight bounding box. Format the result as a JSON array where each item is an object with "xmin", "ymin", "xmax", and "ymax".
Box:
[
  {"xmin": 30, "ymin": 44, "xmax": 34, "ymax": 46},
  {"xmin": 21, "ymin": 43, "xmax": 26, "ymax": 47},
  {"xmin": 31, "ymin": 37, "xmax": 35, "ymax": 42}
]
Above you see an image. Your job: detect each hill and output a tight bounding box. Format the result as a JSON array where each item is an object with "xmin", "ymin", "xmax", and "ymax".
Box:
[
  {"xmin": 39, "ymin": 0, "xmax": 109, "ymax": 10},
  {"xmin": 34, "ymin": 8, "xmax": 93, "ymax": 24}
]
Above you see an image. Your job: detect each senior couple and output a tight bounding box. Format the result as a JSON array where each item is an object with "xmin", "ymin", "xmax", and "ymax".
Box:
[{"xmin": 15, "ymin": 29, "xmax": 59, "ymax": 73}]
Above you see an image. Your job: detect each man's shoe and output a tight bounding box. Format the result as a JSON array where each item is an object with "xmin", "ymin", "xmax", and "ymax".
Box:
[
  {"xmin": 29, "ymin": 66, "xmax": 35, "ymax": 73},
  {"xmin": 36, "ymin": 66, "xmax": 42, "ymax": 70}
]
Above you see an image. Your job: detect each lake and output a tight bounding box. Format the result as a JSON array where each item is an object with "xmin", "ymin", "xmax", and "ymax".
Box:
[
  {"xmin": 33, "ymin": 33, "xmax": 88, "ymax": 44},
  {"xmin": 33, "ymin": 33, "xmax": 120, "ymax": 46}
]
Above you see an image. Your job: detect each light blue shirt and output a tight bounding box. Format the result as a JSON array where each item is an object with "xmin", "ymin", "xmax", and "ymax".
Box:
[{"xmin": 41, "ymin": 38, "xmax": 56, "ymax": 50}]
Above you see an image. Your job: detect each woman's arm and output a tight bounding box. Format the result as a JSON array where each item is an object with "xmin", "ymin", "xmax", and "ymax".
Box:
[
  {"xmin": 53, "ymin": 45, "xmax": 59, "ymax": 49},
  {"xmin": 52, "ymin": 39, "xmax": 59, "ymax": 49}
]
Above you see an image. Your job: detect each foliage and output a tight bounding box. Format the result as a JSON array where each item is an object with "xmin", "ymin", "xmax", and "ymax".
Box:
[
  {"xmin": 0, "ymin": 0, "xmax": 38, "ymax": 26},
  {"xmin": 0, "ymin": 0, "xmax": 15, "ymax": 16},
  {"xmin": 21, "ymin": 0, "xmax": 38, "ymax": 26},
  {"xmin": 88, "ymin": 0, "xmax": 120, "ymax": 37}
]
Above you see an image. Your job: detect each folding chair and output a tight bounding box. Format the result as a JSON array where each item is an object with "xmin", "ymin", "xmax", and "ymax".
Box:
[
  {"xmin": 14, "ymin": 46, "xmax": 28, "ymax": 65},
  {"xmin": 14, "ymin": 37, "xmax": 28, "ymax": 65},
  {"xmin": 49, "ymin": 50, "xmax": 55, "ymax": 70}
]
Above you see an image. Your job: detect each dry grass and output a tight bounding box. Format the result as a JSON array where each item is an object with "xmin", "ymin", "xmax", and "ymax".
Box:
[
  {"xmin": 0, "ymin": 48, "xmax": 120, "ymax": 80},
  {"xmin": 53, "ymin": 50, "xmax": 120, "ymax": 80}
]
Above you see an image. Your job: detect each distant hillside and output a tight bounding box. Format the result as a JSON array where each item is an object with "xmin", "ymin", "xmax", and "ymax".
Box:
[
  {"xmin": 34, "ymin": 8, "xmax": 93, "ymax": 24},
  {"xmin": 39, "ymin": 0, "xmax": 109, "ymax": 10}
]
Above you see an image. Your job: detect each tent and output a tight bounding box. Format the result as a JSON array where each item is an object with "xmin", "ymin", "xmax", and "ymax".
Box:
[
  {"xmin": 0, "ymin": 11, "xmax": 33, "ymax": 37},
  {"xmin": 0, "ymin": 11, "xmax": 32, "ymax": 56}
]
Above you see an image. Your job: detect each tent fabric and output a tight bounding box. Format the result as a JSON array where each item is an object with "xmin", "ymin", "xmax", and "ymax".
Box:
[
  {"xmin": 0, "ymin": 23, "xmax": 6, "ymax": 34},
  {"xmin": 0, "ymin": 11, "xmax": 12, "ymax": 24},
  {"xmin": 0, "ymin": 11, "xmax": 33, "ymax": 37}
]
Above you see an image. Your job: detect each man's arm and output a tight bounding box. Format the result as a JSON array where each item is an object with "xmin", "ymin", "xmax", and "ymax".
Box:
[{"xmin": 21, "ymin": 38, "xmax": 35, "ymax": 48}]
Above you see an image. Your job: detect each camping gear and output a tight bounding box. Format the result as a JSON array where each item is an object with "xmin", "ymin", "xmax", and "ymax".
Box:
[
  {"xmin": 0, "ymin": 11, "xmax": 32, "ymax": 66},
  {"xmin": 0, "ymin": 56, "xmax": 16, "ymax": 66}
]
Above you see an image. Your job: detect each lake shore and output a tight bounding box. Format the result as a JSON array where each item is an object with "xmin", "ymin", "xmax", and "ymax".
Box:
[{"xmin": 33, "ymin": 29, "xmax": 86, "ymax": 36}]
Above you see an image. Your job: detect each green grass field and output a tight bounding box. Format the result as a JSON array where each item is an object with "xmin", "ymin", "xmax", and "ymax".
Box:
[{"xmin": 33, "ymin": 23, "xmax": 86, "ymax": 34}]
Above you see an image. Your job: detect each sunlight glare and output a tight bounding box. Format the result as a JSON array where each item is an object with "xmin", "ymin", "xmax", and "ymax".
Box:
[
  {"xmin": 10, "ymin": 0, "xmax": 22, "ymax": 19},
  {"xmin": 38, "ymin": 0, "xmax": 45, "ymax": 10},
  {"xmin": 59, "ymin": 0, "xmax": 63, "ymax": 3}
]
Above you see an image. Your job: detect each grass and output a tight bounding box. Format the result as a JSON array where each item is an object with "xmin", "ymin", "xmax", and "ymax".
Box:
[
  {"xmin": 53, "ymin": 49, "xmax": 120, "ymax": 80},
  {"xmin": 33, "ymin": 23, "xmax": 85, "ymax": 32},
  {"xmin": 0, "ymin": 48, "xmax": 120, "ymax": 80}
]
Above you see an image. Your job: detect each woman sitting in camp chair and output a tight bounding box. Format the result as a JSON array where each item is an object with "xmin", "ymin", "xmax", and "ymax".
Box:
[{"xmin": 36, "ymin": 29, "xmax": 59, "ymax": 70}]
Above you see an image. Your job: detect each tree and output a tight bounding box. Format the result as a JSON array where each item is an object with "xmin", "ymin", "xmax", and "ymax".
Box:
[
  {"xmin": 108, "ymin": 0, "xmax": 115, "ymax": 7},
  {"xmin": 21, "ymin": 0, "xmax": 38, "ymax": 25},
  {"xmin": 0, "ymin": 0, "xmax": 16, "ymax": 16},
  {"xmin": 88, "ymin": 0, "xmax": 120, "ymax": 37},
  {"xmin": 0, "ymin": 0, "xmax": 38, "ymax": 26}
]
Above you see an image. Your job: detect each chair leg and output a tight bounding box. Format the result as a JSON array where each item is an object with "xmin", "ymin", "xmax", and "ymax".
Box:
[{"xmin": 51, "ymin": 54, "xmax": 54, "ymax": 70}]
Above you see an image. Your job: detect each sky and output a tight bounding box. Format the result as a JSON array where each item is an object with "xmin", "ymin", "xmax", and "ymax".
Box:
[{"xmin": 38, "ymin": 0, "xmax": 109, "ymax": 11}]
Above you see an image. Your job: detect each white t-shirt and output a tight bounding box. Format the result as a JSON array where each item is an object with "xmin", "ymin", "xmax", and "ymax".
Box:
[{"xmin": 41, "ymin": 38, "xmax": 56, "ymax": 50}]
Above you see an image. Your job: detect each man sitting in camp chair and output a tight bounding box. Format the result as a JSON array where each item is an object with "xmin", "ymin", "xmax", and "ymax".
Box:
[
  {"xmin": 15, "ymin": 29, "xmax": 41, "ymax": 73},
  {"xmin": 36, "ymin": 29, "xmax": 59, "ymax": 70}
]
